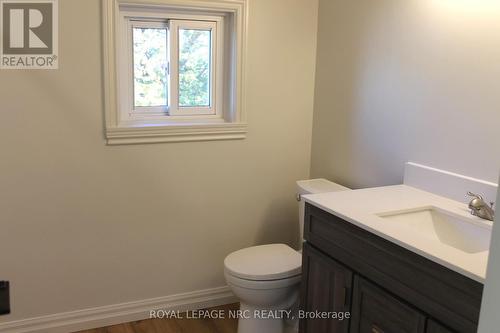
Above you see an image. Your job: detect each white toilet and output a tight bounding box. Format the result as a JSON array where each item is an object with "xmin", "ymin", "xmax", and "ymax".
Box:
[{"xmin": 224, "ymin": 179, "xmax": 350, "ymax": 333}]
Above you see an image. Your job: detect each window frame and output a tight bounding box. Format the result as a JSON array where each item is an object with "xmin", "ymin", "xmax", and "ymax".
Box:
[
  {"xmin": 103, "ymin": 0, "xmax": 248, "ymax": 144},
  {"xmin": 170, "ymin": 19, "xmax": 219, "ymax": 116},
  {"xmin": 120, "ymin": 13, "xmax": 223, "ymax": 121}
]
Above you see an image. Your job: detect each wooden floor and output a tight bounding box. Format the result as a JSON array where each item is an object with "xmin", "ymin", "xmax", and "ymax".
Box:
[{"xmin": 74, "ymin": 304, "xmax": 239, "ymax": 333}]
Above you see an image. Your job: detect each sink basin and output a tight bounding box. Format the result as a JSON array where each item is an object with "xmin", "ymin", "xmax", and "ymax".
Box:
[{"xmin": 377, "ymin": 207, "xmax": 491, "ymax": 254}]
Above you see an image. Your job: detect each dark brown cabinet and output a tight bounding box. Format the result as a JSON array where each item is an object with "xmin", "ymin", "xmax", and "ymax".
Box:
[
  {"xmin": 350, "ymin": 276, "xmax": 426, "ymax": 333},
  {"xmin": 426, "ymin": 320, "xmax": 456, "ymax": 333},
  {"xmin": 299, "ymin": 203, "xmax": 482, "ymax": 333},
  {"xmin": 299, "ymin": 243, "xmax": 353, "ymax": 333}
]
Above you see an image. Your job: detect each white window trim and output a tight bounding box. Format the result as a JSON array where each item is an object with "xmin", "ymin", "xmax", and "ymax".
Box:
[{"xmin": 102, "ymin": 0, "xmax": 248, "ymax": 145}]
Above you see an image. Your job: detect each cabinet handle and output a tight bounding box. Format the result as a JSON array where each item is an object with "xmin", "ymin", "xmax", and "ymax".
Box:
[
  {"xmin": 342, "ymin": 287, "xmax": 348, "ymax": 307},
  {"xmin": 372, "ymin": 324, "xmax": 384, "ymax": 333}
]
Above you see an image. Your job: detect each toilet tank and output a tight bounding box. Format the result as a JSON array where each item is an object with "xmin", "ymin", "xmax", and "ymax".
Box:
[{"xmin": 296, "ymin": 179, "xmax": 350, "ymax": 251}]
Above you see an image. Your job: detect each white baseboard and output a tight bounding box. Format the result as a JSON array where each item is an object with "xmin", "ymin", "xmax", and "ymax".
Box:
[
  {"xmin": 404, "ymin": 162, "xmax": 498, "ymax": 204},
  {"xmin": 0, "ymin": 286, "xmax": 236, "ymax": 333}
]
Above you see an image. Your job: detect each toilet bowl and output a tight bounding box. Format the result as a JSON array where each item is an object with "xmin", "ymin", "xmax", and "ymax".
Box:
[
  {"xmin": 224, "ymin": 244, "xmax": 301, "ymax": 333},
  {"xmin": 224, "ymin": 179, "xmax": 350, "ymax": 333}
]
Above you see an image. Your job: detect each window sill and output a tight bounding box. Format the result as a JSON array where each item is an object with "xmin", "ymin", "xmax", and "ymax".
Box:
[{"xmin": 105, "ymin": 122, "xmax": 247, "ymax": 145}]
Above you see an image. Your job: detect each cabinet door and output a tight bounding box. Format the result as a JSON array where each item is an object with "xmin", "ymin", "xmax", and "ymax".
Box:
[
  {"xmin": 427, "ymin": 320, "xmax": 455, "ymax": 333},
  {"xmin": 299, "ymin": 243, "xmax": 353, "ymax": 333},
  {"xmin": 350, "ymin": 276, "xmax": 426, "ymax": 333}
]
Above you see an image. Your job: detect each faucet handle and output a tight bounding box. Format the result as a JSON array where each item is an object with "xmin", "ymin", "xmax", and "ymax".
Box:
[
  {"xmin": 467, "ymin": 192, "xmax": 495, "ymax": 221},
  {"xmin": 467, "ymin": 191, "xmax": 484, "ymax": 201}
]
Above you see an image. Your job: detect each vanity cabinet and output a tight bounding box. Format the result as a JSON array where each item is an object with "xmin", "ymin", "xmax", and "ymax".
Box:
[{"xmin": 299, "ymin": 203, "xmax": 483, "ymax": 333}]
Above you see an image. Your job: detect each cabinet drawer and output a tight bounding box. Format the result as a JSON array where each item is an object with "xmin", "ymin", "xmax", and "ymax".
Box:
[{"xmin": 351, "ymin": 276, "xmax": 426, "ymax": 333}]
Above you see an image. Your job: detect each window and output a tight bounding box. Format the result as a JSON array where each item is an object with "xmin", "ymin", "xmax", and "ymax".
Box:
[
  {"xmin": 177, "ymin": 24, "xmax": 212, "ymax": 109},
  {"xmin": 128, "ymin": 19, "xmax": 218, "ymax": 117},
  {"xmin": 103, "ymin": 0, "xmax": 248, "ymax": 144},
  {"xmin": 132, "ymin": 23, "xmax": 168, "ymax": 109}
]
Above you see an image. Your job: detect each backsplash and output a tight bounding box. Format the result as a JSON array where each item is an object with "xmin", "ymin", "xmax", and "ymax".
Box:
[{"xmin": 404, "ymin": 162, "xmax": 498, "ymax": 205}]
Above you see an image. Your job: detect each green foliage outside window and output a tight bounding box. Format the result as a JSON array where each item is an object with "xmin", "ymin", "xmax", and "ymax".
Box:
[
  {"xmin": 133, "ymin": 27, "xmax": 168, "ymax": 107},
  {"xmin": 179, "ymin": 29, "xmax": 211, "ymax": 107},
  {"xmin": 133, "ymin": 27, "xmax": 211, "ymax": 109}
]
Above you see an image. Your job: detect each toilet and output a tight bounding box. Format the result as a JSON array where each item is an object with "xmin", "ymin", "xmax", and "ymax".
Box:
[{"xmin": 224, "ymin": 179, "xmax": 350, "ymax": 333}]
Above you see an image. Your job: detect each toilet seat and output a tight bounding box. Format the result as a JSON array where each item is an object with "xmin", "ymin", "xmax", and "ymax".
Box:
[{"xmin": 224, "ymin": 244, "xmax": 301, "ymax": 281}]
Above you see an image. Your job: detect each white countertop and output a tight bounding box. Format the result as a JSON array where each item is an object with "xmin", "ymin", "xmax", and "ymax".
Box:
[{"xmin": 303, "ymin": 185, "xmax": 492, "ymax": 283}]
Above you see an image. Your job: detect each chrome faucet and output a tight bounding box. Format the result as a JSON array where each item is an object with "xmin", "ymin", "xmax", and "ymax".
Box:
[{"xmin": 467, "ymin": 192, "xmax": 495, "ymax": 222}]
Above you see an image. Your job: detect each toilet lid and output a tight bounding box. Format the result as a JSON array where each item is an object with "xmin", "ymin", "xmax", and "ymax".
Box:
[{"xmin": 224, "ymin": 244, "xmax": 301, "ymax": 281}]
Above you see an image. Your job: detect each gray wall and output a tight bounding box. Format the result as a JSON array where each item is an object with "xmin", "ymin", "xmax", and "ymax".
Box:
[
  {"xmin": 310, "ymin": 0, "xmax": 500, "ymax": 188},
  {"xmin": 0, "ymin": 0, "xmax": 319, "ymax": 321}
]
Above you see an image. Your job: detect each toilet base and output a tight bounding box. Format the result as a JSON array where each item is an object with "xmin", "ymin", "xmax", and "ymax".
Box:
[{"xmin": 237, "ymin": 303, "xmax": 298, "ymax": 333}]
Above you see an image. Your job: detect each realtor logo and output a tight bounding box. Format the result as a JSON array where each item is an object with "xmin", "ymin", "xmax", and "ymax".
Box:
[{"xmin": 1, "ymin": 0, "xmax": 58, "ymax": 69}]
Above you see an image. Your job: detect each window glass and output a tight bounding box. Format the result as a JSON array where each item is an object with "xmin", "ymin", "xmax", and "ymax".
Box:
[
  {"xmin": 133, "ymin": 27, "xmax": 168, "ymax": 107},
  {"xmin": 178, "ymin": 29, "xmax": 211, "ymax": 108}
]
